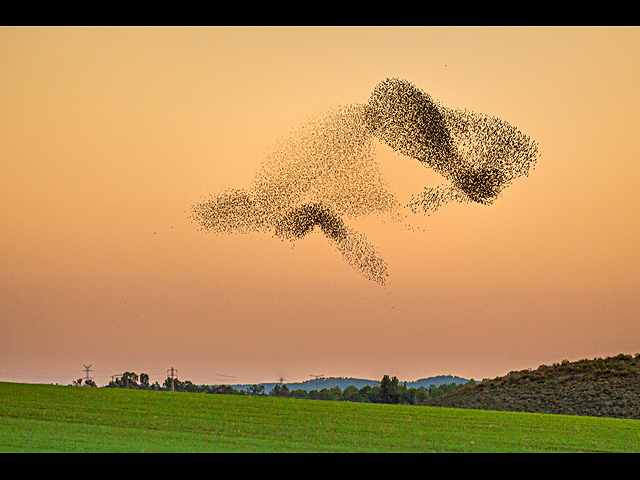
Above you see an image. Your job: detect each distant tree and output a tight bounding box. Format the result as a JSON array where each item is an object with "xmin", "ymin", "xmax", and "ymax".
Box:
[
  {"xmin": 329, "ymin": 386, "xmax": 342, "ymax": 401},
  {"xmin": 414, "ymin": 386, "xmax": 429, "ymax": 405},
  {"xmin": 270, "ymin": 384, "xmax": 289, "ymax": 397},
  {"xmin": 163, "ymin": 376, "xmax": 185, "ymax": 392},
  {"xmin": 399, "ymin": 384, "xmax": 414, "ymax": 405},
  {"xmin": 120, "ymin": 372, "xmax": 139, "ymax": 389},
  {"xmin": 343, "ymin": 385, "xmax": 359, "ymax": 402},
  {"xmin": 358, "ymin": 385, "xmax": 373, "ymax": 402},
  {"xmin": 379, "ymin": 375, "xmax": 402, "ymax": 403},
  {"xmin": 184, "ymin": 380, "xmax": 202, "ymax": 393},
  {"xmin": 70, "ymin": 378, "xmax": 97, "ymax": 388},
  {"xmin": 315, "ymin": 388, "xmax": 333, "ymax": 400},
  {"xmin": 139, "ymin": 373, "xmax": 150, "ymax": 389},
  {"xmin": 211, "ymin": 384, "xmax": 239, "ymax": 395},
  {"xmin": 246, "ymin": 384, "xmax": 266, "ymax": 396},
  {"xmin": 371, "ymin": 384, "xmax": 384, "ymax": 403},
  {"xmin": 289, "ymin": 389, "xmax": 309, "ymax": 399}
]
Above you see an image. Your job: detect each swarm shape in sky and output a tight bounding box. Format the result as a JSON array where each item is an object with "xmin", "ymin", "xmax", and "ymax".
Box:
[{"xmin": 191, "ymin": 78, "xmax": 539, "ymax": 285}]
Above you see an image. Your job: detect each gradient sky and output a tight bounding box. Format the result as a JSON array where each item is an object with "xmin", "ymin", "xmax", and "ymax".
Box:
[{"xmin": 2, "ymin": 27, "xmax": 639, "ymax": 387}]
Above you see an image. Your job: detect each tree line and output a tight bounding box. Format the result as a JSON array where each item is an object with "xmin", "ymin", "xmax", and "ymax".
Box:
[
  {"xmin": 268, "ymin": 375, "xmax": 475, "ymax": 405},
  {"xmin": 70, "ymin": 372, "xmax": 475, "ymax": 406}
]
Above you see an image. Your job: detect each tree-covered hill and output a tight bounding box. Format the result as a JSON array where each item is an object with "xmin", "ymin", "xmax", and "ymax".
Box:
[
  {"xmin": 230, "ymin": 375, "xmax": 471, "ymax": 394},
  {"xmin": 428, "ymin": 354, "xmax": 640, "ymax": 420}
]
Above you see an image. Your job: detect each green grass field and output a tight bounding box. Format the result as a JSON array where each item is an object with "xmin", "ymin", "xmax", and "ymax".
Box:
[{"xmin": 1, "ymin": 382, "xmax": 639, "ymax": 452}]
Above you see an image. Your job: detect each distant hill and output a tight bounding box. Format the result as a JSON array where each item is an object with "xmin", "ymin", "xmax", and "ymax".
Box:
[
  {"xmin": 428, "ymin": 353, "xmax": 640, "ymax": 420},
  {"xmin": 404, "ymin": 375, "xmax": 474, "ymax": 389},
  {"xmin": 227, "ymin": 375, "xmax": 471, "ymax": 394}
]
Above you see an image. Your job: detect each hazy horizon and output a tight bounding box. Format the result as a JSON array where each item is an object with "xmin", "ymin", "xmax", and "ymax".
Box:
[{"xmin": 2, "ymin": 27, "xmax": 639, "ymax": 388}]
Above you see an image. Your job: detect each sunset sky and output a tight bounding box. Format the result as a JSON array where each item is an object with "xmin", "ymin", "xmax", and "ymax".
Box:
[{"xmin": 2, "ymin": 27, "xmax": 639, "ymax": 388}]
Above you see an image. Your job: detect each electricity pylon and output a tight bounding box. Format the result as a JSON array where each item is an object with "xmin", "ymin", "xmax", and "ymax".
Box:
[
  {"xmin": 167, "ymin": 367, "xmax": 178, "ymax": 392},
  {"xmin": 83, "ymin": 364, "xmax": 93, "ymax": 382},
  {"xmin": 310, "ymin": 374, "xmax": 324, "ymax": 391}
]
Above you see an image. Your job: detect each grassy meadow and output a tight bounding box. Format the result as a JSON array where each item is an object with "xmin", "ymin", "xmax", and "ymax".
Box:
[{"xmin": 1, "ymin": 381, "xmax": 639, "ymax": 452}]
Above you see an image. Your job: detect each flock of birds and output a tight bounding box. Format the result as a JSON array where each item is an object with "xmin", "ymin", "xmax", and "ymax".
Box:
[{"xmin": 190, "ymin": 78, "xmax": 539, "ymax": 286}]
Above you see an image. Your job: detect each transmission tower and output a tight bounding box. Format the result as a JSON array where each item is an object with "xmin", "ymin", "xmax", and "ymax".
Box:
[
  {"xmin": 310, "ymin": 374, "xmax": 324, "ymax": 391},
  {"xmin": 167, "ymin": 367, "xmax": 179, "ymax": 392},
  {"xmin": 83, "ymin": 364, "xmax": 93, "ymax": 382}
]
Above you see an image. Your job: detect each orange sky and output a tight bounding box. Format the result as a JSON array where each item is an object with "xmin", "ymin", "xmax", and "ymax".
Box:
[{"xmin": 2, "ymin": 27, "xmax": 639, "ymax": 387}]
